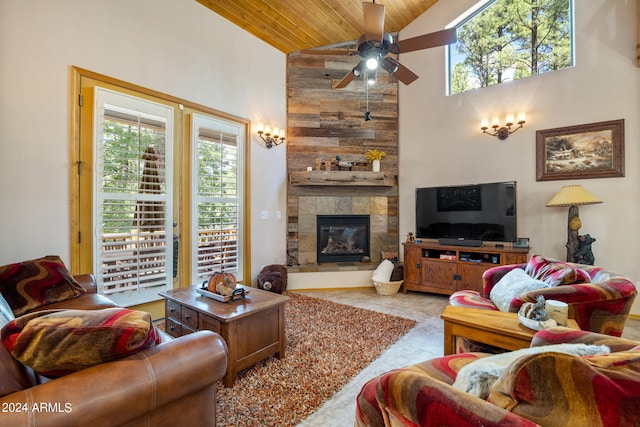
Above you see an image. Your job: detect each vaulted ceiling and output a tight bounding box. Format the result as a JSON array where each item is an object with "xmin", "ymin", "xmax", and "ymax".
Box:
[{"xmin": 196, "ymin": 0, "xmax": 440, "ymax": 53}]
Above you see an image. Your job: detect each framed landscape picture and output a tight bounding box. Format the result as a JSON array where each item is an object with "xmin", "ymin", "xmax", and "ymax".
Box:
[{"xmin": 536, "ymin": 119, "xmax": 625, "ymax": 181}]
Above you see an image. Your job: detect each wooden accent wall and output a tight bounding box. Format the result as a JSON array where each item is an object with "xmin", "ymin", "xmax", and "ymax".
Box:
[{"xmin": 286, "ymin": 52, "xmax": 400, "ymax": 266}]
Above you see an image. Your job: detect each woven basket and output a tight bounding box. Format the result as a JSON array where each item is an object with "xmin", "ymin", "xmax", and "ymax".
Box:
[{"xmin": 373, "ymin": 279, "xmax": 403, "ymax": 296}]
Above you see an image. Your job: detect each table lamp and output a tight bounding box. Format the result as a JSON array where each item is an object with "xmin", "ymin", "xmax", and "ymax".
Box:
[{"xmin": 546, "ymin": 185, "xmax": 602, "ymax": 264}]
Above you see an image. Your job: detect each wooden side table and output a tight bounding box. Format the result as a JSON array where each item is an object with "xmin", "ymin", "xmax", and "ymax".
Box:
[
  {"xmin": 441, "ymin": 305, "xmax": 579, "ymax": 355},
  {"xmin": 159, "ymin": 285, "xmax": 289, "ymax": 387}
]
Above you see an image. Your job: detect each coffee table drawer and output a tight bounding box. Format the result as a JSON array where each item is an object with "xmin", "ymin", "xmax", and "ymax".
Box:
[
  {"xmin": 181, "ymin": 323, "xmax": 197, "ymax": 335},
  {"xmin": 181, "ymin": 306, "xmax": 198, "ymax": 328},
  {"xmin": 166, "ymin": 300, "xmax": 182, "ymax": 320},
  {"xmin": 165, "ymin": 318, "xmax": 182, "ymax": 337},
  {"xmin": 199, "ymin": 314, "xmax": 221, "ymax": 333}
]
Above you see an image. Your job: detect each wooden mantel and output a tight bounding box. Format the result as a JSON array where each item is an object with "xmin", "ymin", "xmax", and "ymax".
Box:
[{"xmin": 289, "ymin": 170, "xmax": 395, "ymax": 186}]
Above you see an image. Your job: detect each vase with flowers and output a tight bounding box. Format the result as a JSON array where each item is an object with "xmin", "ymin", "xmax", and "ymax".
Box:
[{"xmin": 364, "ymin": 149, "xmax": 386, "ymax": 172}]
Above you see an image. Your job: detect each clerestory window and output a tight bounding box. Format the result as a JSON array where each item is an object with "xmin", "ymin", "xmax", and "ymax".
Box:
[{"xmin": 448, "ymin": 0, "xmax": 573, "ymax": 95}]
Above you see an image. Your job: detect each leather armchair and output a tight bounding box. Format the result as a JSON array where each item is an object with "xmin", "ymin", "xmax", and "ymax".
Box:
[
  {"xmin": 0, "ymin": 274, "xmax": 229, "ymax": 426},
  {"xmin": 0, "ymin": 331, "xmax": 227, "ymax": 427}
]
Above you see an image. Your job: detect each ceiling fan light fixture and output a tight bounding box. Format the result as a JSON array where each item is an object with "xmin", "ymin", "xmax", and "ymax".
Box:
[
  {"xmin": 317, "ymin": 2, "xmax": 457, "ymax": 90},
  {"xmin": 380, "ymin": 57, "xmax": 399, "ymax": 74},
  {"xmin": 367, "ymin": 68, "xmax": 377, "ymax": 85},
  {"xmin": 352, "ymin": 60, "xmax": 365, "ymax": 77}
]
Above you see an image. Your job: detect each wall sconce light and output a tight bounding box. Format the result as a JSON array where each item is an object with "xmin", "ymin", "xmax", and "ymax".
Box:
[
  {"xmin": 480, "ymin": 113, "xmax": 526, "ymax": 140},
  {"xmin": 257, "ymin": 124, "xmax": 285, "ymax": 149}
]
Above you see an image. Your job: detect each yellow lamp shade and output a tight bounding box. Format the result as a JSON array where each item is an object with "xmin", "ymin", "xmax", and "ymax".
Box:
[{"xmin": 546, "ymin": 185, "xmax": 602, "ymax": 207}]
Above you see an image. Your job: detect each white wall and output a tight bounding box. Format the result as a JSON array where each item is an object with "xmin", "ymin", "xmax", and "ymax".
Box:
[
  {"xmin": 399, "ymin": 0, "xmax": 640, "ymax": 314},
  {"xmin": 0, "ymin": 0, "xmax": 287, "ymax": 282}
]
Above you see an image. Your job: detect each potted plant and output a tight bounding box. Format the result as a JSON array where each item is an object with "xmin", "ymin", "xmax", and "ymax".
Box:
[{"xmin": 364, "ymin": 149, "xmax": 386, "ymax": 172}]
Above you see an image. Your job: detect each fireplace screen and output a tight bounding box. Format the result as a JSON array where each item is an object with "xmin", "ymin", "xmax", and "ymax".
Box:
[{"xmin": 317, "ymin": 215, "xmax": 370, "ymax": 263}]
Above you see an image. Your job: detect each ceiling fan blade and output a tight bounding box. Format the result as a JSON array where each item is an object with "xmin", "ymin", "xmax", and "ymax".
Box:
[
  {"xmin": 396, "ymin": 28, "xmax": 457, "ymax": 54},
  {"xmin": 333, "ymin": 71, "xmax": 356, "ymax": 89},
  {"xmin": 393, "ymin": 63, "xmax": 419, "ymax": 85},
  {"xmin": 333, "ymin": 60, "xmax": 365, "ymax": 89},
  {"xmin": 298, "ymin": 49, "xmax": 355, "ymax": 56},
  {"xmin": 363, "ymin": 2, "xmax": 385, "ymax": 42}
]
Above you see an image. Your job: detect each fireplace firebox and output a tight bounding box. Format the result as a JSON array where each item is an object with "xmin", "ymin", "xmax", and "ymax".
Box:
[{"xmin": 317, "ymin": 215, "xmax": 370, "ymax": 263}]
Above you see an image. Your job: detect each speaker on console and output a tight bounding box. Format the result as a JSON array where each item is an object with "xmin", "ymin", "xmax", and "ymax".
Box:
[{"xmin": 438, "ymin": 238, "xmax": 484, "ymax": 247}]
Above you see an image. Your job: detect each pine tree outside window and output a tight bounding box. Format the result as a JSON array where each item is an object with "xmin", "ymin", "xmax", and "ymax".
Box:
[{"xmin": 449, "ymin": 0, "xmax": 573, "ymax": 95}]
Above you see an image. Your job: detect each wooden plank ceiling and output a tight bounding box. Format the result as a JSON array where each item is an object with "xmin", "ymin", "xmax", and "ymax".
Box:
[{"xmin": 196, "ymin": 0, "xmax": 440, "ymax": 53}]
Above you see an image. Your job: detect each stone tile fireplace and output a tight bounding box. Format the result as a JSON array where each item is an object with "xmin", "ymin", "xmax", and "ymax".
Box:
[{"xmin": 287, "ymin": 193, "xmax": 397, "ymax": 272}]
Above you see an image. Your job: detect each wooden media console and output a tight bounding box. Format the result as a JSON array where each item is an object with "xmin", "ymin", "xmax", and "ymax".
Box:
[{"xmin": 403, "ymin": 241, "xmax": 529, "ymax": 295}]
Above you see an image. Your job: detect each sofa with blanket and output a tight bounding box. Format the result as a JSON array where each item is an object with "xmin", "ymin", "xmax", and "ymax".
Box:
[
  {"xmin": 0, "ymin": 256, "xmax": 228, "ymax": 426},
  {"xmin": 449, "ymin": 254, "xmax": 637, "ymax": 337},
  {"xmin": 355, "ymin": 326, "xmax": 640, "ymax": 426}
]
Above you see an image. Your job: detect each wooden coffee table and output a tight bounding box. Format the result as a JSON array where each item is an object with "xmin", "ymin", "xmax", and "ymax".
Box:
[
  {"xmin": 159, "ymin": 285, "xmax": 289, "ymax": 387},
  {"xmin": 441, "ymin": 305, "xmax": 579, "ymax": 355}
]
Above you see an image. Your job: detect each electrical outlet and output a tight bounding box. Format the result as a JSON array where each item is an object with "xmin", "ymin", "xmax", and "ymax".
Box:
[
  {"xmin": 260, "ymin": 210, "xmax": 269, "ymax": 220},
  {"xmin": 276, "ymin": 210, "xmax": 282, "ymax": 219}
]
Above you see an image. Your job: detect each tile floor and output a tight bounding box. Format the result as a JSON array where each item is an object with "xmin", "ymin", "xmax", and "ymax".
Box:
[{"xmin": 294, "ymin": 288, "xmax": 640, "ymax": 427}]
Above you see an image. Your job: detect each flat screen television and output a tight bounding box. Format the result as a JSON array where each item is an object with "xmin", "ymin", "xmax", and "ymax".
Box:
[{"xmin": 415, "ymin": 181, "xmax": 517, "ymax": 243}]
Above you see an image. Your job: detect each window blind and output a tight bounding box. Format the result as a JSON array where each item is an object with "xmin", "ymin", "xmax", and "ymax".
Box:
[
  {"xmin": 95, "ymin": 88, "xmax": 174, "ymax": 306},
  {"xmin": 192, "ymin": 114, "xmax": 244, "ymax": 283}
]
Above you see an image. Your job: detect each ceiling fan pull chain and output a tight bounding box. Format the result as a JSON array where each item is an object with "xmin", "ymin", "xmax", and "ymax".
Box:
[{"xmin": 365, "ymin": 75, "xmax": 371, "ymax": 121}]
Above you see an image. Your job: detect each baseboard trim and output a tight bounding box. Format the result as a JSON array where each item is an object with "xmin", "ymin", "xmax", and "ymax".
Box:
[{"xmin": 288, "ymin": 270, "xmax": 373, "ymax": 290}]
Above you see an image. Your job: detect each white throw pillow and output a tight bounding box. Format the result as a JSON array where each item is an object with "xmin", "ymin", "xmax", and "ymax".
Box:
[
  {"xmin": 372, "ymin": 259, "xmax": 394, "ymax": 281},
  {"xmin": 489, "ymin": 268, "xmax": 549, "ymax": 312},
  {"xmin": 453, "ymin": 343, "xmax": 610, "ymax": 399}
]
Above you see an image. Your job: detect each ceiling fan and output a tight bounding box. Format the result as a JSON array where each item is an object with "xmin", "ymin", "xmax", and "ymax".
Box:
[{"xmin": 301, "ymin": 0, "xmax": 457, "ymax": 89}]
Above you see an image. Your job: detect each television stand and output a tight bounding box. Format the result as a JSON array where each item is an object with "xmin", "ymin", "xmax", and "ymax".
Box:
[{"xmin": 403, "ymin": 241, "xmax": 529, "ymax": 295}]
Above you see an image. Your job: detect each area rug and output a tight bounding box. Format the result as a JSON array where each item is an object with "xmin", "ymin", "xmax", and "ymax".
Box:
[{"xmin": 210, "ymin": 292, "xmax": 416, "ymax": 427}]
